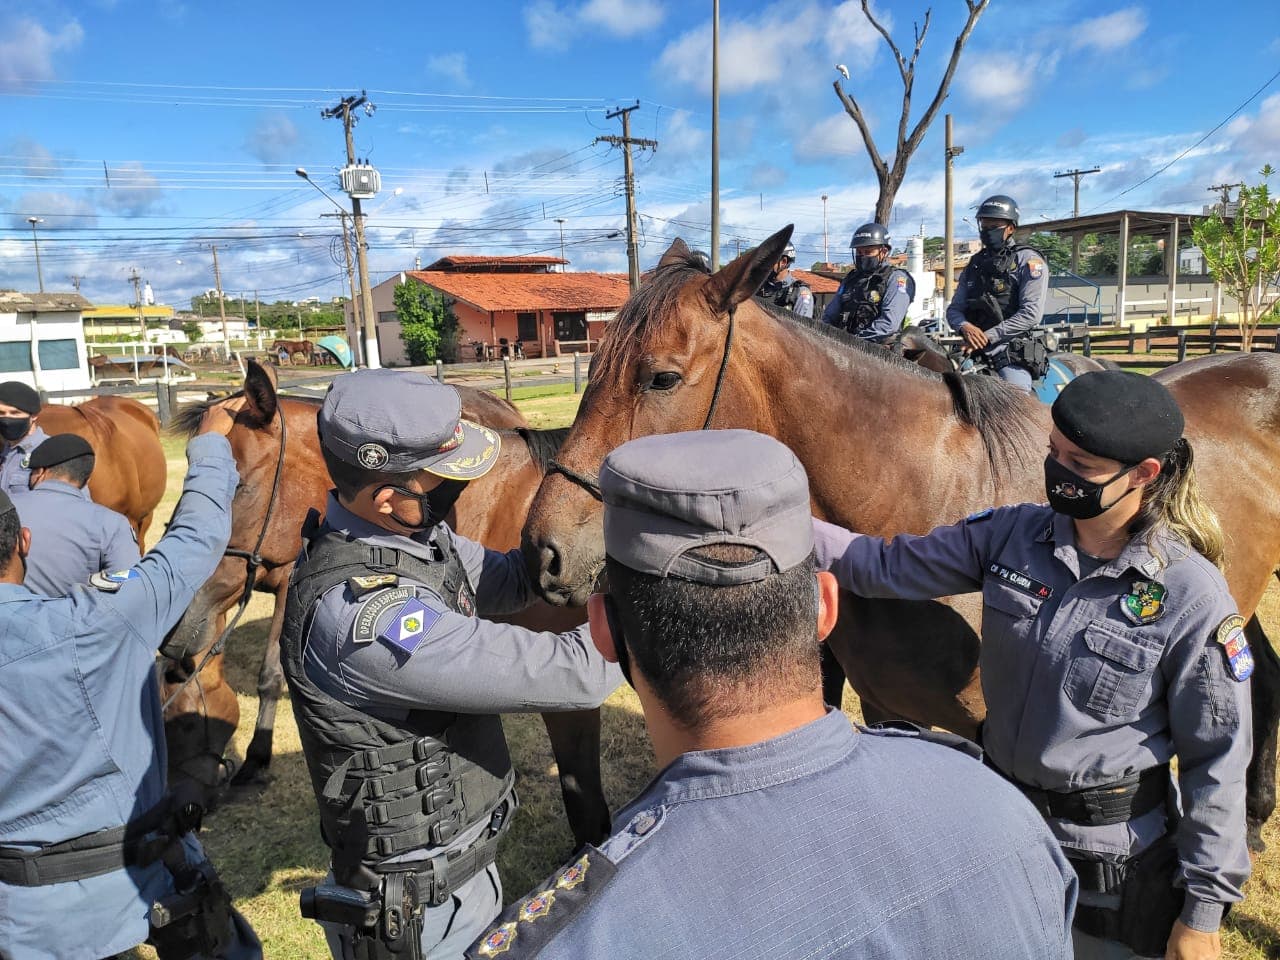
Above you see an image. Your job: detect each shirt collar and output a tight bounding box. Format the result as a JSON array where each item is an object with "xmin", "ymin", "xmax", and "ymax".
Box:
[
  {"xmin": 633, "ymin": 709, "xmax": 858, "ymax": 810},
  {"xmin": 3, "ymin": 424, "xmax": 47, "ymax": 457},
  {"xmin": 1040, "ymin": 509, "xmax": 1168, "ymax": 580},
  {"xmin": 322, "ymin": 492, "xmax": 442, "ymax": 562},
  {"xmin": 30, "ymin": 479, "xmax": 90, "ymax": 500}
]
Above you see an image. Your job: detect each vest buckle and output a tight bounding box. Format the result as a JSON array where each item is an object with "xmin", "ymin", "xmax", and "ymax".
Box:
[
  {"xmin": 417, "ymin": 754, "xmax": 451, "ymax": 788},
  {"xmin": 412, "ymin": 738, "xmax": 439, "ymax": 762},
  {"xmin": 423, "ymin": 785, "xmax": 456, "ymax": 815},
  {"xmin": 431, "ymin": 812, "xmax": 461, "ymax": 846}
]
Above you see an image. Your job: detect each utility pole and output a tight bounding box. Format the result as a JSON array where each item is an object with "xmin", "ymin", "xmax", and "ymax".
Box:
[
  {"xmin": 1053, "ymin": 167, "xmax": 1100, "ymax": 272},
  {"xmin": 209, "ymin": 244, "xmax": 230, "ymax": 360},
  {"xmin": 68, "ymin": 275, "xmax": 83, "ymax": 293},
  {"xmin": 821, "ymin": 194, "xmax": 829, "ymax": 266},
  {"xmin": 254, "ymin": 289, "xmax": 261, "ymax": 332},
  {"xmin": 128, "ymin": 268, "xmax": 146, "ymax": 342},
  {"xmin": 943, "ymin": 114, "xmax": 964, "ymax": 310},
  {"xmin": 322, "ymin": 92, "xmax": 380, "ymax": 368},
  {"xmin": 555, "ymin": 218, "xmax": 567, "ymax": 269},
  {"xmin": 1206, "ymin": 182, "xmax": 1243, "ymax": 214},
  {"xmin": 597, "ymin": 102, "xmax": 658, "ymax": 292},
  {"xmin": 711, "ymin": 0, "xmax": 720, "ymax": 269},
  {"xmin": 321, "ymin": 211, "xmax": 363, "ymax": 362},
  {"xmin": 27, "ymin": 217, "xmax": 45, "ymax": 293}
]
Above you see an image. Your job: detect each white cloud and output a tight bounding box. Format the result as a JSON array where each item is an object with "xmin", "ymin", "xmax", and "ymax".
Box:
[
  {"xmin": 7, "ymin": 192, "xmax": 97, "ymax": 230},
  {"xmin": 0, "ymin": 17, "xmax": 84, "ymax": 92},
  {"xmin": 427, "ymin": 52, "xmax": 470, "ymax": 87},
  {"xmin": 9, "ymin": 138, "xmax": 59, "ymax": 179},
  {"xmin": 1224, "ymin": 92, "xmax": 1280, "ymax": 167},
  {"xmin": 579, "ymin": 0, "xmax": 664, "ymax": 36},
  {"xmin": 100, "ymin": 162, "xmax": 165, "ymax": 216},
  {"xmin": 244, "ymin": 113, "xmax": 300, "ymax": 165},
  {"xmin": 526, "ymin": 0, "xmax": 664, "ymax": 50},
  {"xmin": 795, "ymin": 112, "xmax": 867, "ymax": 162},
  {"xmin": 1072, "ymin": 7, "xmax": 1147, "ymax": 52},
  {"xmin": 524, "ymin": 0, "xmax": 568, "ymax": 51},
  {"xmin": 824, "ymin": 0, "xmax": 889, "ymax": 67},
  {"xmin": 959, "ymin": 50, "xmax": 1059, "ymax": 113}
]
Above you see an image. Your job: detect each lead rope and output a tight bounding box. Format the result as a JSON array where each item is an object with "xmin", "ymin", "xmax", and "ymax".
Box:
[{"xmin": 548, "ymin": 306, "xmax": 736, "ymax": 498}]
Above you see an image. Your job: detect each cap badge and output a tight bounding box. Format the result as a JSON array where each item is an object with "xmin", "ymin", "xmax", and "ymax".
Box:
[
  {"xmin": 555, "ymin": 854, "xmax": 589, "ymax": 890},
  {"xmin": 437, "ymin": 422, "xmax": 465, "ymax": 454},
  {"xmin": 476, "ymin": 922, "xmax": 517, "ymax": 956},
  {"xmin": 517, "ymin": 890, "xmax": 555, "ymax": 922},
  {"xmin": 356, "ymin": 443, "xmax": 389, "ymax": 469}
]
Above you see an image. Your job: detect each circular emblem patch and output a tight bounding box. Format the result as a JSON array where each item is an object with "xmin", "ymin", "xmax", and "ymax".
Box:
[{"xmin": 356, "ymin": 443, "xmax": 389, "ymax": 469}]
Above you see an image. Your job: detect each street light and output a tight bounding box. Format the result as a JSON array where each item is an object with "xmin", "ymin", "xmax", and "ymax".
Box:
[
  {"xmin": 555, "ymin": 219, "xmax": 567, "ymax": 269},
  {"xmin": 821, "ymin": 196, "xmax": 829, "ymax": 266},
  {"xmin": 27, "ymin": 217, "xmax": 44, "ymax": 293}
]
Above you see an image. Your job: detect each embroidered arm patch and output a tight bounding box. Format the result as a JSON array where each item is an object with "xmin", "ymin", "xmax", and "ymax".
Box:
[
  {"xmin": 90, "ymin": 568, "xmax": 140, "ymax": 592},
  {"xmin": 1215, "ymin": 614, "xmax": 1254, "ymax": 681}
]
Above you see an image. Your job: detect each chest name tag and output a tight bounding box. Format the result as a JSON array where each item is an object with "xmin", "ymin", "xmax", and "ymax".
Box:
[
  {"xmin": 988, "ymin": 562, "xmax": 1052, "ymax": 600},
  {"xmin": 378, "ymin": 597, "xmax": 443, "ymax": 658},
  {"xmin": 352, "ymin": 586, "xmax": 415, "ymax": 644},
  {"xmin": 1216, "ymin": 614, "xmax": 1254, "ymax": 682}
]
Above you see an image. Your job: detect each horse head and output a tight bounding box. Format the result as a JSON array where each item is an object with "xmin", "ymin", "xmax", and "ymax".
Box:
[{"xmin": 522, "ymin": 226, "xmax": 795, "ymax": 606}]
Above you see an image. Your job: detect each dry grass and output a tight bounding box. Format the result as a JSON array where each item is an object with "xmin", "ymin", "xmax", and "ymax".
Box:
[{"xmin": 128, "ymin": 393, "xmax": 1280, "ymax": 959}]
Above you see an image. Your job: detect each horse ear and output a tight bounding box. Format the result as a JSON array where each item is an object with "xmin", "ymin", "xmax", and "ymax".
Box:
[
  {"xmin": 241, "ymin": 358, "xmax": 279, "ymax": 428},
  {"xmin": 702, "ymin": 225, "xmax": 795, "ymax": 315},
  {"xmin": 657, "ymin": 237, "xmax": 691, "ymax": 270}
]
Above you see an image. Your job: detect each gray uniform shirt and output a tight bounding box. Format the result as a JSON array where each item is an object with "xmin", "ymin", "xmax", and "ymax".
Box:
[
  {"xmin": 814, "ymin": 505, "xmax": 1252, "ymax": 931},
  {"xmin": 820, "ymin": 268, "xmax": 914, "ymax": 341},
  {"xmin": 946, "ymin": 248, "xmax": 1048, "ymax": 348},
  {"xmin": 11, "ymin": 480, "xmax": 140, "ymax": 596},
  {"xmin": 0, "ymin": 424, "xmax": 50, "ymax": 495}
]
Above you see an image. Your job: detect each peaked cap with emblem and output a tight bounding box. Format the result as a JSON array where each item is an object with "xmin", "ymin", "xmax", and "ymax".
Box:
[
  {"xmin": 0, "ymin": 381, "xmax": 40, "ymax": 415},
  {"xmin": 1052, "ymin": 370, "xmax": 1184, "ymax": 465},
  {"xmin": 600, "ymin": 429, "xmax": 813, "ymax": 586},
  {"xmin": 319, "ymin": 369, "xmax": 500, "ymax": 480},
  {"xmin": 29, "ymin": 433, "xmax": 95, "ymax": 470}
]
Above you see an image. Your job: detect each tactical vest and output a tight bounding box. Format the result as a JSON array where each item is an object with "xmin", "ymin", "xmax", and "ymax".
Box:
[
  {"xmin": 834, "ymin": 263, "xmax": 896, "ymax": 334},
  {"xmin": 964, "ymin": 244, "xmax": 1041, "ymax": 331},
  {"xmin": 280, "ymin": 527, "xmax": 515, "ymax": 888},
  {"xmin": 760, "ymin": 276, "xmax": 807, "ymax": 313}
]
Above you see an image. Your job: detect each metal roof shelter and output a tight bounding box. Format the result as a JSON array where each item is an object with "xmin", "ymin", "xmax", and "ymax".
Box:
[{"xmin": 1017, "ymin": 210, "xmax": 1219, "ymax": 326}]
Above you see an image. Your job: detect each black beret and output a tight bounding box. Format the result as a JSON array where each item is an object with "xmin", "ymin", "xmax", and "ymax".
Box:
[
  {"xmin": 1052, "ymin": 370, "xmax": 1184, "ymax": 464},
  {"xmin": 0, "ymin": 382, "xmax": 40, "ymax": 415},
  {"xmin": 29, "ymin": 434, "xmax": 95, "ymax": 470}
]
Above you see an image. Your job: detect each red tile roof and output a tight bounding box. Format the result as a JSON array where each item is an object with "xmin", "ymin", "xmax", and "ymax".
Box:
[
  {"xmin": 408, "ymin": 270, "xmax": 630, "ymax": 313},
  {"xmin": 424, "ymin": 254, "xmax": 568, "ymax": 271},
  {"xmin": 792, "ymin": 269, "xmax": 841, "ymax": 294}
]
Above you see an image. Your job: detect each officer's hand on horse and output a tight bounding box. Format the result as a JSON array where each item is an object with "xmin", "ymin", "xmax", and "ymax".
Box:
[
  {"xmin": 1165, "ymin": 920, "xmax": 1220, "ymax": 960},
  {"xmin": 959, "ymin": 322, "xmax": 989, "ymax": 353},
  {"xmin": 198, "ymin": 396, "xmax": 247, "ymax": 437}
]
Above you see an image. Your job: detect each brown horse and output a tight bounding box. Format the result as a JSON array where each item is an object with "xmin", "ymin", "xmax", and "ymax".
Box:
[
  {"xmin": 522, "ymin": 227, "xmax": 1280, "ymax": 851},
  {"xmin": 40, "ymin": 396, "xmax": 167, "ymax": 547},
  {"xmin": 270, "ymin": 339, "xmax": 314, "ymax": 364},
  {"xmin": 161, "ymin": 363, "xmax": 608, "ymax": 845}
]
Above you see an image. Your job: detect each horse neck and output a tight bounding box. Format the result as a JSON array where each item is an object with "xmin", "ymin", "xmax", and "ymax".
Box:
[{"xmin": 731, "ymin": 309, "xmax": 1003, "ymax": 533}]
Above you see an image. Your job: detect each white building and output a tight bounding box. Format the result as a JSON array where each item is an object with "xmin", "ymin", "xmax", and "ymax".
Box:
[{"xmin": 0, "ymin": 292, "xmax": 93, "ymax": 393}]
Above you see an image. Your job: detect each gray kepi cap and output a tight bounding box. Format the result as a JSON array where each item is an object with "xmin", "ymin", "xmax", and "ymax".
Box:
[
  {"xmin": 600, "ymin": 429, "xmax": 814, "ymax": 586},
  {"xmin": 319, "ymin": 369, "xmax": 501, "ymax": 481}
]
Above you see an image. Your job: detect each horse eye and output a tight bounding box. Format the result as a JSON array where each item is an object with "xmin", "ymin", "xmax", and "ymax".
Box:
[{"xmin": 650, "ymin": 372, "xmax": 681, "ymax": 391}]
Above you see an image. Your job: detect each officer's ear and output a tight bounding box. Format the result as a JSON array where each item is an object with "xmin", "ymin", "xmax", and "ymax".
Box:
[
  {"xmin": 815, "ymin": 571, "xmax": 839, "ymax": 643},
  {"xmin": 1130, "ymin": 457, "xmax": 1162, "ymax": 490},
  {"xmin": 18, "ymin": 527, "xmax": 30, "ymax": 559},
  {"xmin": 586, "ymin": 592, "xmax": 618, "ymax": 663}
]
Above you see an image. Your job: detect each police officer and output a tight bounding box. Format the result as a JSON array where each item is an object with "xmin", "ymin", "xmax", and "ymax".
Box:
[
  {"xmin": 0, "ymin": 397, "xmax": 261, "ymax": 959},
  {"xmin": 757, "ymin": 242, "xmax": 814, "ymax": 318},
  {"xmin": 10, "ymin": 433, "xmax": 140, "ymax": 596},
  {"xmin": 280, "ymin": 369, "xmax": 620, "ymax": 960},
  {"xmin": 821, "ymin": 222, "xmax": 915, "ymax": 342},
  {"xmin": 946, "ymin": 194, "xmax": 1049, "ymax": 389},
  {"xmin": 0, "ymin": 381, "xmax": 50, "ymax": 495},
  {"xmin": 468, "ymin": 429, "xmax": 1077, "ymax": 960},
  {"xmin": 813, "ymin": 371, "xmax": 1250, "ymax": 960}
]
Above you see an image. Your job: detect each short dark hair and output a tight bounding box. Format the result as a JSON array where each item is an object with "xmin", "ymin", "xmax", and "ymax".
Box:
[
  {"xmin": 45, "ymin": 453, "xmax": 94, "ymax": 488},
  {"xmin": 0, "ymin": 507, "xmax": 21, "ymax": 564},
  {"xmin": 605, "ymin": 545, "xmax": 820, "ymax": 729},
  {"xmin": 320, "ymin": 443, "xmax": 417, "ymax": 502}
]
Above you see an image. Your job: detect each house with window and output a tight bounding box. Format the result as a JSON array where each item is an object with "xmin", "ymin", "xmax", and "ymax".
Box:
[{"xmin": 0, "ymin": 292, "xmax": 93, "ymax": 393}]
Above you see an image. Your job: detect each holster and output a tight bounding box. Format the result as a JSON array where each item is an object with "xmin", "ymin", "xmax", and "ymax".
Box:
[
  {"xmin": 1071, "ymin": 834, "xmax": 1183, "ymax": 957},
  {"xmin": 148, "ymin": 857, "xmax": 234, "ymax": 960},
  {"xmin": 301, "ymin": 873, "xmax": 424, "ymax": 960}
]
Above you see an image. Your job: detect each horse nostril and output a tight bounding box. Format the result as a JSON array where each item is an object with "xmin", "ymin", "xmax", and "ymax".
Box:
[{"xmin": 541, "ymin": 543, "xmax": 563, "ymax": 579}]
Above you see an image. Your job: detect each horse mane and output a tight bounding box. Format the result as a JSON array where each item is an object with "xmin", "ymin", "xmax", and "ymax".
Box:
[
  {"xmin": 170, "ymin": 390, "xmax": 320, "ymax": 439},
  {"xmin": 591, "ymin": 251, "xmax": 1038, "ymax": 477},
  {"xmin": 513, "ymin": 427, "xmax": 570, "ymax": 475}
]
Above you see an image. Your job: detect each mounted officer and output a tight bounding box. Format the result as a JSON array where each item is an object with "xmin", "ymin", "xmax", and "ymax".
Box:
[
  {"xmin": 280, "ymin": 368, "xmax": 620, "ymax": 960},
  {"xmin": 0, "ymin": 381, "xmax": 50, "ymax": 495},
  {"xmin": 757, "ymin": 242, "xmax": 813, "ymax": 318},
  {"xmin": 946, "ymin": 194, "xmax": 1050, "ymax": 390},
  {"xmin": 821, "ymin": 222, "xmax": 915, "ymax": 342}
]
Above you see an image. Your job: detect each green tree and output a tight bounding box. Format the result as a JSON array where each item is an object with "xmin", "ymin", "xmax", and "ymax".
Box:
[
  {"xmin": 394, "ymin": 281, "xmax": 459, "ymax": 365},
  {"xmin": 922, "ymin": 235, "xmax": 945, "ymax": 260},
  {"xmin": 1192, "ymin": 165, "xmax": 1280, "ymax": 351},
  {"xmin": 181, "ymin": 320, "xmax": 203, "ymax": 343},
  {"xmin": 1024, "ymin": 232, "xmax": 1072, "ymax": 274}
]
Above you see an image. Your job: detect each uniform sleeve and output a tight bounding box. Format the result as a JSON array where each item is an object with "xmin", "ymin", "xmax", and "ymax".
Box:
[
  {"xmin": 101, "ymin": 511, "xmax": 142, "ymax": 572},
  {"xmin": 793, "ymin": 283, "xmax": 814, "ymax": 319},
  {"xmin": 989, "ymin": 253, "xmax": 1048, "ymax": 343},
  {"xmin": 1160, "ymin": 591, "xmax": 1253, "ymax": 931},
  {"xmin": 946, "ymin": 265, "xmax": 973, "ymax": 333},
  {"xmin": 814, "ymin": 513, "xmax": 1002, "ymax": 599},
  {"xmin": 860, "ymin": 272, "xmax": 911, "ymax": 341},
  {"xmin": 74, "ymin": 434, "xmax": 238, "ymax": 650},
  {"xmin": 449, "ymin": 527, "xmax": 538, "ymax": 617},
  {"xmin": 820, "ymin": 281, "xmax": 846, "ymax": 326},
  {"xmin": 312, "ymin": 586, "xmax": 622, "ymax": 714}
]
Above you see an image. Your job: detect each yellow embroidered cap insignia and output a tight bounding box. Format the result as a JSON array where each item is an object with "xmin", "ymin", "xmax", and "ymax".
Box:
[
  {"xmin": 477, "ymin": 922, "xmax": 517, "ymax": 956},
  {"xmin": 518, "ymin": 890, "xmax": 555, "ymax": 922},
  {"xmin": 555, "ymin": 855, "xmax": 589, "ymax": 890}
]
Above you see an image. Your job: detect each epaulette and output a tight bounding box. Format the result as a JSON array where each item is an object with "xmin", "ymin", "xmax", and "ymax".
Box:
[
  {"xmin": 863, "ymin": 720, "xmax": 983, "ymax": 761},
  {"xmin": 467, "ymin": 848, "xmax": 617, "ymax": 958},
  {"xmin": 89, "ymin": 568, "xmax": 140, "ymax": 592},
  {"xmin": 348, "ymin": 572, "xmax": 399, "ymax": 597}
]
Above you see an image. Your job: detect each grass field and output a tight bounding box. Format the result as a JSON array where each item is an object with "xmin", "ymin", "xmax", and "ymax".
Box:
[{"xmin": 128, "ymin": 385, "xmax": 1280, "ymax": 959}]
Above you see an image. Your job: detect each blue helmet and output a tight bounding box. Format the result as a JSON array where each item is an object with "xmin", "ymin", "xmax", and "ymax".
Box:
[{"xmin": 850, "ymin": 222, "xmax": 890, "ymax": 251}]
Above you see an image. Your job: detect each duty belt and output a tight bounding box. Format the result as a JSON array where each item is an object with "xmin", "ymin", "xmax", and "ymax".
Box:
[{"xmin": 1001, "ymin": 764, "xmax": 1170, "ymax": 826}]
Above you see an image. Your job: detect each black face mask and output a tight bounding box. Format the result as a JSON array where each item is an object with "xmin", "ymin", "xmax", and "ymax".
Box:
[
  {"xmin": 1043, "ymin": 456, "xmax": 1135, "ymax": 520},
  {"xmin": 377, "ymin": 478, "xmax": 469, "ymax": 531},
  {"xmin": 980, "ymin": 226, "xmax": 1008, "ymax": 251},
  {"xmin": 0, "ymin": 417, "xmax": 30, "ymax": 443},
  {"xmin": 855, "ymin": 253, "xmax": 882, "ymax": 272}
]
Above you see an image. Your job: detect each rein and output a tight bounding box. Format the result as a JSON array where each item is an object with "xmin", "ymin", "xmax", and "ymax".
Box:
[
  {"xmin": 161, "ymin": 404, "xmax": 289, "ymax": 711},
  {"xmin": 548, "ymin": 306, "xmax": 736, "ymax": 499}
]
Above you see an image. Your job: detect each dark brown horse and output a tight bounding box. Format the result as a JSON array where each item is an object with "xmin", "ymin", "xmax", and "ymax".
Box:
[
  {"xmin": 40, "ymin": 396, "xmax": 167, "ymax": 547},
  {"xmin": 270, "ymin": 339, "xmax": 314, "ymax": 364},
  {"xmin": 161, "ymin": 363, "xmax": 608, "ymax": 845},
  {"xmin": 522, "ymin": 228, "xmax": 1280, "ymax": 851}
]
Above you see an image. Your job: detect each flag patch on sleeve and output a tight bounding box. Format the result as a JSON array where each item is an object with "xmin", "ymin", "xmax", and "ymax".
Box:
[{"xmin": 378, "ymin": 596, "xmax": 443, "ymax": 657}]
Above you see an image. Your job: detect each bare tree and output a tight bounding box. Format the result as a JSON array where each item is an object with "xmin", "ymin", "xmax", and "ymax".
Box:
[{"xmin": 833, "ymin": 0, "xmax": 990, "ymax": 225}]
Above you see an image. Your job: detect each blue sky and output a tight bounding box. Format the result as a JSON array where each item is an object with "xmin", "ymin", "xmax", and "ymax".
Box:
[{"xmin": 1, "ymin": 0, "xmax": 1278, "ymax": 308}]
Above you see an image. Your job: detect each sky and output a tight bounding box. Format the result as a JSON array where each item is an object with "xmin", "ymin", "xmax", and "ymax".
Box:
[{"xmin": 1, "ymin": 0, "xmax": 1278, "ymax": 309}]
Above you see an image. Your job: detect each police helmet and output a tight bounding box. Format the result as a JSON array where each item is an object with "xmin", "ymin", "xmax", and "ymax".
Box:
[
  {"xmin": 850, "ymin": 222, "xmax": 890, "ymax": 251},
  {"xmin": 976, "ymin": 195, "xmax": 1020, "ymax": 226},
  {"xmin": 779, "ymin": 242, "xmax": 797, "ymax": 264}
]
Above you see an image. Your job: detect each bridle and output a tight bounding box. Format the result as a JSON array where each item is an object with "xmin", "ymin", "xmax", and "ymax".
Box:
[
  {"xmin": 548, "ymin": 305, "xmax": 737, "ymax": 500},
  {"xmin": 161, "ymin": 402, "xmax": 288, "ymax": 712}
]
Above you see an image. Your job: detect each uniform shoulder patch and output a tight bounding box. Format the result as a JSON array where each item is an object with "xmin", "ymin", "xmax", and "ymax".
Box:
[
  {"xmin": 1215, "ymin": 614, "xmax": 1254, "ymax": 681},
  {"xmin": 1027, "ymin": 257, "xmax": 1046, "ymax": 279},
  {"xmin": 895, "ymin": 274, "xmax": 907, "ymax": 289},
  {"xmin": 351, "ymin": 585, "xmax": 415, "ymax": 645},
  {"xmin": 89, "ymin": 568, "xmax": 140, "ymax": 592},
  {"xmin": 466, "ymin": 849, "xmax": 617, "ymax": 959}
]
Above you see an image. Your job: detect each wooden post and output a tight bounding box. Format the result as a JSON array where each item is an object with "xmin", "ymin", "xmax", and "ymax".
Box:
[
  {"xmin": 435, "ymin": 360, "xmax": 444, "ymax": 382},
  {"xmin": 1127, "ymin": 329, "xmax": 1135, "ymax": 354},
  {"xmin": 1116, "ymin": 213, "xmax": 1130, "ymax": 327},
  {"xmin": 1209, "ymin": 318, "xmax": 1218, "ymax": 354},
  {"xmin": 573, "ymin": 352, "xmax": 582, "ymax": 393},
  {"xmin": 502, "ymin": 356, "xmax": 512, "ymax": 402},
  {"xmin": 1145, "ymin": 329, "xmax": 1152, "ymax": 354},
  {"xmin": 155, "ymin": 381, "xmax": 170, "ymax": 426},
  {"xmin": 1083, "ymin": 332, "xmax": 1092, "ymax": 357},
  {"xmin": 1177, "ymin": 330, "xmax": 1187, "ymax": 363}
]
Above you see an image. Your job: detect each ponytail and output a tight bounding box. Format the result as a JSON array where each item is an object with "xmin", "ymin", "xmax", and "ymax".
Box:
[{"xmin": 1131, "ymin": 438, "xmax": 1226, "ymax": 569}]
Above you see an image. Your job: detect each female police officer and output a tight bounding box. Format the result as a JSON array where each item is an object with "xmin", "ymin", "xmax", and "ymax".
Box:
[{"xmin": 813, "ymin": 370, "xmax": 1251, "ymax": 960}]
